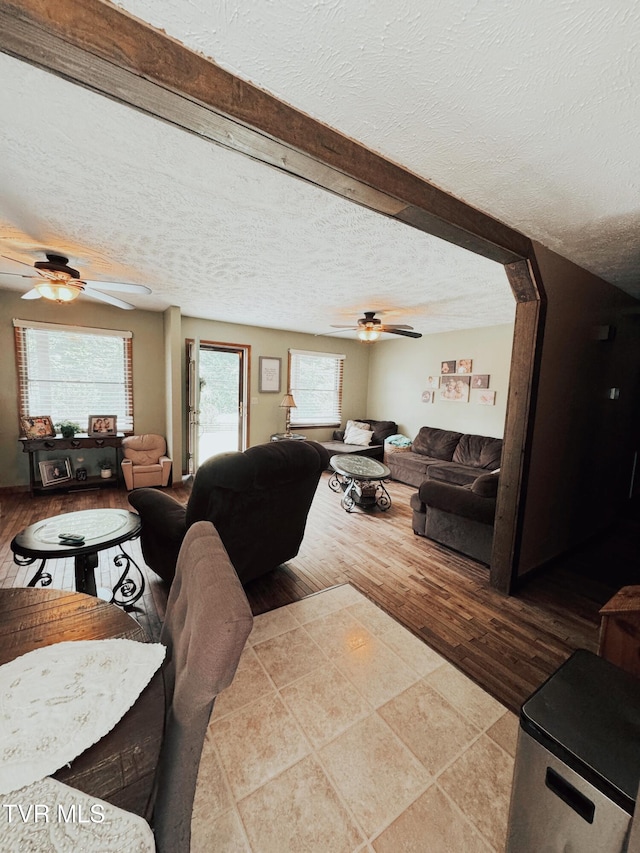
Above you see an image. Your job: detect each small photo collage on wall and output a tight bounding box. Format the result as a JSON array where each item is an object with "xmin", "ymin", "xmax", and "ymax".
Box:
[{"xmin": 422, "ymin": 359, "xmax": 496, "ymax": 405}]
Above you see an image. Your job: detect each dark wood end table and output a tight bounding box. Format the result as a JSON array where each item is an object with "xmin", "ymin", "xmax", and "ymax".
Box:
[{"xmin": 11, "ymin": 508, "xmax": 145, "ymax": 608}]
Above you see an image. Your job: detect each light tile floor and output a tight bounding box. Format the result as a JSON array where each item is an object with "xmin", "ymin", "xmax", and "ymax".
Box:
[{"xmin": 192, "ymin": 584, "xmax": 518, "ymax": 852}]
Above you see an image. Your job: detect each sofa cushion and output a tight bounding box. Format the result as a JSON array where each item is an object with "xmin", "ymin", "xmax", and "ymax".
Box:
[
  {"xmin": 386, "ymin": 451, "xmax": 440, "ymax": 487},
  {"xmin": 366, "ymin": 420, "xmax": 398, "ymax": 446},
  {"xmin": 452, "ymin": 434, "xmax": 503, "ymax": 469},
  {"xmin": 426, "ymin": 463, "xmax": 484, "ymax": 487},
  {"xmin": 343, "ymin": 421, "xmax": 374, "ymax": 446},
  {"xmin": 412, "ymin": 427, "xmax": 463, "ymax": 461}
]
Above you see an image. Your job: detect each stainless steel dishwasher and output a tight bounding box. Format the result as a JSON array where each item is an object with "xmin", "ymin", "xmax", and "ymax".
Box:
[{"xmin": 507, "ymin": 649, "xmax": 640, "ymax": 853}]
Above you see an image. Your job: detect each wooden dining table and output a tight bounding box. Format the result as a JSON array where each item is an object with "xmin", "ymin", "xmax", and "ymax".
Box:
[{"xmin": 0, "ymin": 587, "xmax": 164, "ymax": 817}]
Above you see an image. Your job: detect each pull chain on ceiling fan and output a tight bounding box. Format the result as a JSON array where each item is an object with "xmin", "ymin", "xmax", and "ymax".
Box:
[{"xmin": 0, "ymin": 253, "xmax": 152, "ymax": 310}]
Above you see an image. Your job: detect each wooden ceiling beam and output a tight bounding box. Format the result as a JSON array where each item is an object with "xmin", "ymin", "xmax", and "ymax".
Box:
[{"xmin": 0, "ymin": 0, "xmax": 531, "ymax": 265}]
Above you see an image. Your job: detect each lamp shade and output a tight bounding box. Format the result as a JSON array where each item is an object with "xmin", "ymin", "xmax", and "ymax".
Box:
[{"xmin": 279, "ymin": 393, "xmax": 297, "ymax": 409}]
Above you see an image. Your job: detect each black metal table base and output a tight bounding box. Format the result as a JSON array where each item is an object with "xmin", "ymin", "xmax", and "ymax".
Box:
[
  {"xmin": 328, "ymin": 471, "xmax": 392, "ymax": 513},
  {"xmin": 16, "ymin": 543, "xmax": 145, "ymax": 609}
]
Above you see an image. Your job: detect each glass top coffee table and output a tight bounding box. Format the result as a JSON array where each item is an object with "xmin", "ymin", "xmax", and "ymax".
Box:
[
  {"xmin": 11, "ymin": 508, "xmax": 145, "ymax": 608},
  {"xmin": 329, "ymin": 454, "xmax": 392, "ymax": 513}
]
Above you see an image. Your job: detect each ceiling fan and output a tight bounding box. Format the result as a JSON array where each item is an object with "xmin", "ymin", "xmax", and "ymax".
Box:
[
  {"xmin": 329, "ymin": 311, "xmax": 422, "ymax": 341},
  {"xmin": 0, "ymin": 253, "xmax": 152, "ymax": 310}
]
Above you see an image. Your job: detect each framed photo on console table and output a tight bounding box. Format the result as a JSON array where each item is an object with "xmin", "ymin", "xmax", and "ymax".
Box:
[
  {"xmin": 20, "ymin": 415, "xmax": 55, "ymax": 439},
  {"xmin": 39, "ymin": 458, "xmax": 72, "ymax": 487},
  {"xmin": 88, "ymin": 415, "xmax": 117, "ymax": 435}
]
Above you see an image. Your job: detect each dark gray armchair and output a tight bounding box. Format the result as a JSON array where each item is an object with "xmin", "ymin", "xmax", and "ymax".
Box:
[
  {"xmin": 410, "ymin": 470, "xmax": 499, "ymax": 564},
  {"xmin": 128, "ymin": 439, "xmax": 330, "ymax": 585}
]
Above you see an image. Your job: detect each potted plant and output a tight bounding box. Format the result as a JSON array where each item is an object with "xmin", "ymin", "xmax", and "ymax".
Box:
[
  {"xmin": 56, "ymin": 420, "xmax": 81, "ymax": 439},
  {"xmin": 98, "ymin": 458, "xmax": 113, "ymax": 479}
]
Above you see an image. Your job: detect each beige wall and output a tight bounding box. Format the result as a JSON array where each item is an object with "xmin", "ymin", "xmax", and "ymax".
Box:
[
  {"xmin": 366, "ymin": 323, "xmax": 515, "ymax": 440},
  {"xmin": 181, "ymin": 316, "xmax": 371, "ymax": 459},
  {"xmin": 517, "ymin": 244, "xmax": 640, "ymax": 576},
  {"xmin": 0, "ymin": 291, "xmax": 166, "ymax": 487},
  {"xmin": 1, "ymin": 290, "xmax": 518, "ymax": 488}
]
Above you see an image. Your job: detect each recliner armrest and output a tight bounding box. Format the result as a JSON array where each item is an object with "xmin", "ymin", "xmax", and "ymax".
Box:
[
  {"xmin": 121, "ymin": 458, "xmax": 134, "ymax": 491},
  {"xmin": 418, "ymin": 479, "xmax": 496, "ymax": 526},
  {"xmin": 159, "ymin": 455, "xmax": 172, "ymax": 486}
]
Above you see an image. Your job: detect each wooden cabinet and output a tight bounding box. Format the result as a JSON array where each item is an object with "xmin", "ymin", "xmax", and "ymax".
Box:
[
  {"xmin": 599, "ymin": 586, "xmax": 640, "ymax": 679},
  {"xmin": 19, "ymin": 434, "xmax": 123, "ymax": 496}
]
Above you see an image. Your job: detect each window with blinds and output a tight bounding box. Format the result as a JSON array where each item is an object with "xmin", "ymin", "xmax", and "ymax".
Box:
[
  {"xmin": 13, "ymin": 319, "xmax": 134, "ymax": 433},
  {"xmin": 288, "ymin": 349, "xmax": 345, "ymax": 427}
]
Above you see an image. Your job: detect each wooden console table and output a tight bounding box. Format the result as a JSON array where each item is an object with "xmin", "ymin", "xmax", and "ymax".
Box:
[{"xmin": 19, "ymin": 433, "xmax": 124, "ymax": 496}]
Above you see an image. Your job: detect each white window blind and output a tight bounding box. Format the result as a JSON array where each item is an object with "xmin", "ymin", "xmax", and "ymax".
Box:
[
  {"xmin": 13, "ymin": 319, "xmax": 134, "ymax": 433},
  {"xmin": 288, "ymin": 349, "xmax": 345, "ymax": 427}
]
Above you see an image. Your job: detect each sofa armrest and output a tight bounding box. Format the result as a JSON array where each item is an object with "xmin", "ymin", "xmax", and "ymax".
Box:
[{"xmin": 418, "ymin": 479, "xmax": 496, "ymax": 526}]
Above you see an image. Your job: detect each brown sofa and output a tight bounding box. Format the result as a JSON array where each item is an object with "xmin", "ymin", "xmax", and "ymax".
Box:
[
  {"xmin": 386, "ymin": 426, "xmax": 502, "ymax": 487},
  {"xmin": 320, "ymin": 419, "xmax": 397, "ymax": 463},
  {"xmin": 410, "ymin": 469, "xmax": 499, "ymax": 564}
]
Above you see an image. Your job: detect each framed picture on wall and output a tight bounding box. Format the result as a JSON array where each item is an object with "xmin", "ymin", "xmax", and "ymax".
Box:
[
  {"xmin": 456, "ymin": 358, "xmax": 473, "ymax": 374},
  {"xmin": 471, "ymin": 374, "xmax": 490, "ymax": 388},
  {"xmin": 473, "ymin": 390, "xmax": 496, "ymax": 406},
  {"xmin": 440, "ymin": 360, "xmax": 456, "ymax": 375},
  {"xmin": 439, "ymin": 375, "xmax": 470, "ymax": 402},
  {"xmin": 259, "ymin": 357, "xmax": 281, "ymax": 393},
  {"xmin": 421, "ymin": 390, "xmax": 435, "ymax": 403},
  {"xmin": 425, "ymin": 376, "xmax": 439, "ymax": 389}
]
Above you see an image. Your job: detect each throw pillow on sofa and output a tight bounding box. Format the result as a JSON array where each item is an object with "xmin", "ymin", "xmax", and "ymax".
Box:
[{"xmin": 343, "ymin": 420, "xmax": 374, "ymax": 446}]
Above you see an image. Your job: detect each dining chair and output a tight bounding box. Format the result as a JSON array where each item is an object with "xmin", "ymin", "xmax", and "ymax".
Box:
[{"xmin": 151, "ymin": 520, "xmax": 254, "ymax": 853}]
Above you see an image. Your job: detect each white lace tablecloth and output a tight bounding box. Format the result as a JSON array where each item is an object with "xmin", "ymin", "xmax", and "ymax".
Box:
[
  {"xmin": 0, "ymin": 638, "xmax": 165, "ymax": 850},
  {"xmin": 1, "ymin": 776, "xmax": 155, "ymax": 851}
]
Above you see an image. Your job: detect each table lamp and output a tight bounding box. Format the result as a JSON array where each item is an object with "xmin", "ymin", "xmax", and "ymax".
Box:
[{"xmin": 279, "ymin": 392, "xmax": 297, "ymax": 437}]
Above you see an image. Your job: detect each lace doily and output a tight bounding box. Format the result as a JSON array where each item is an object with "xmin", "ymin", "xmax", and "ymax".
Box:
[
  {"xmin": 0, "ymin": 639, "xmax": 165, "ymax": 795},
  {"xmin": 0, "ymin": 776, "xmax": 155, "ymax": 851}
]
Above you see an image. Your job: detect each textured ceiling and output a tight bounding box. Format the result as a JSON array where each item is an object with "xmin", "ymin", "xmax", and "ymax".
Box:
[{"xmin": 2, "ymin": 0, "xmax": 639, "ymax": 335}]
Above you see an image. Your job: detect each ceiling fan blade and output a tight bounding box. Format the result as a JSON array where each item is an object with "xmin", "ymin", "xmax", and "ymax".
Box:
[
  {"xmin": 21, "ymin": 288, "xmax": 42, "ymax": 300},
  {"xmin": 83, "ymin": 287, "xmax": 135, "ymax": 310},
  {"xmin": 316, "ymin": 328, "xmax": 355, "ymax": 336},
  {"xmin": 386, "ymin": 328, "xmax": 422, "ymax": 339},
  {"xmin": 82, "ymin": 279, "xmax": 152, "ymax": 294},
  {"xmin": 329, "ymin": 324, "xmax": 358, "ymax": 329},
  {"xmin": 2, "ymin": 254, "xmax": 36, "ymax": 269},
  {"xmin": 0, "ymin": 271, "xmax": 39, "ymax": 279},
  {"xmin": 1, "ymin": 255, "xmax": 46, "ymax": 276},
  {"xmin": 380, "ymin": 324, "xmax": 413, "ymax": 330}
]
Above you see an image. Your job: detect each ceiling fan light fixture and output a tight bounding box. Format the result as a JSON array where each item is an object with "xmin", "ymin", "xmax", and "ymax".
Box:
[
  {"xmin": 358, "ymin": 327, "xmax": 380, "ymax": 342},
  {"xmin": 35, "ymin": 278, "xmax": 83, "ymax": 303}
]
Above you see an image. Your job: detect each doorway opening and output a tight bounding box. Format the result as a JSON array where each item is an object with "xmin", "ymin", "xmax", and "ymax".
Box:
[{"xmin": 187, "ymin": 339, "xmax": 249, "ymax": 472}]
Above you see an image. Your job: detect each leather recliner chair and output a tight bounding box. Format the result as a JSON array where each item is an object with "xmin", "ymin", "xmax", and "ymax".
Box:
[
  {"xmin": 121, "ymin": 434, "xmax": 172, "ymax": 491},
  {"xmin": 128, "ymin": 439, "xmax": 330, "ymax": 585}
]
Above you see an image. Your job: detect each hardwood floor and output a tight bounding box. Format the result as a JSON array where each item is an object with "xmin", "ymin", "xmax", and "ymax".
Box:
[{"xmin": 1, "ymin": 475, "xmax": 634, "ymax": 713}]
